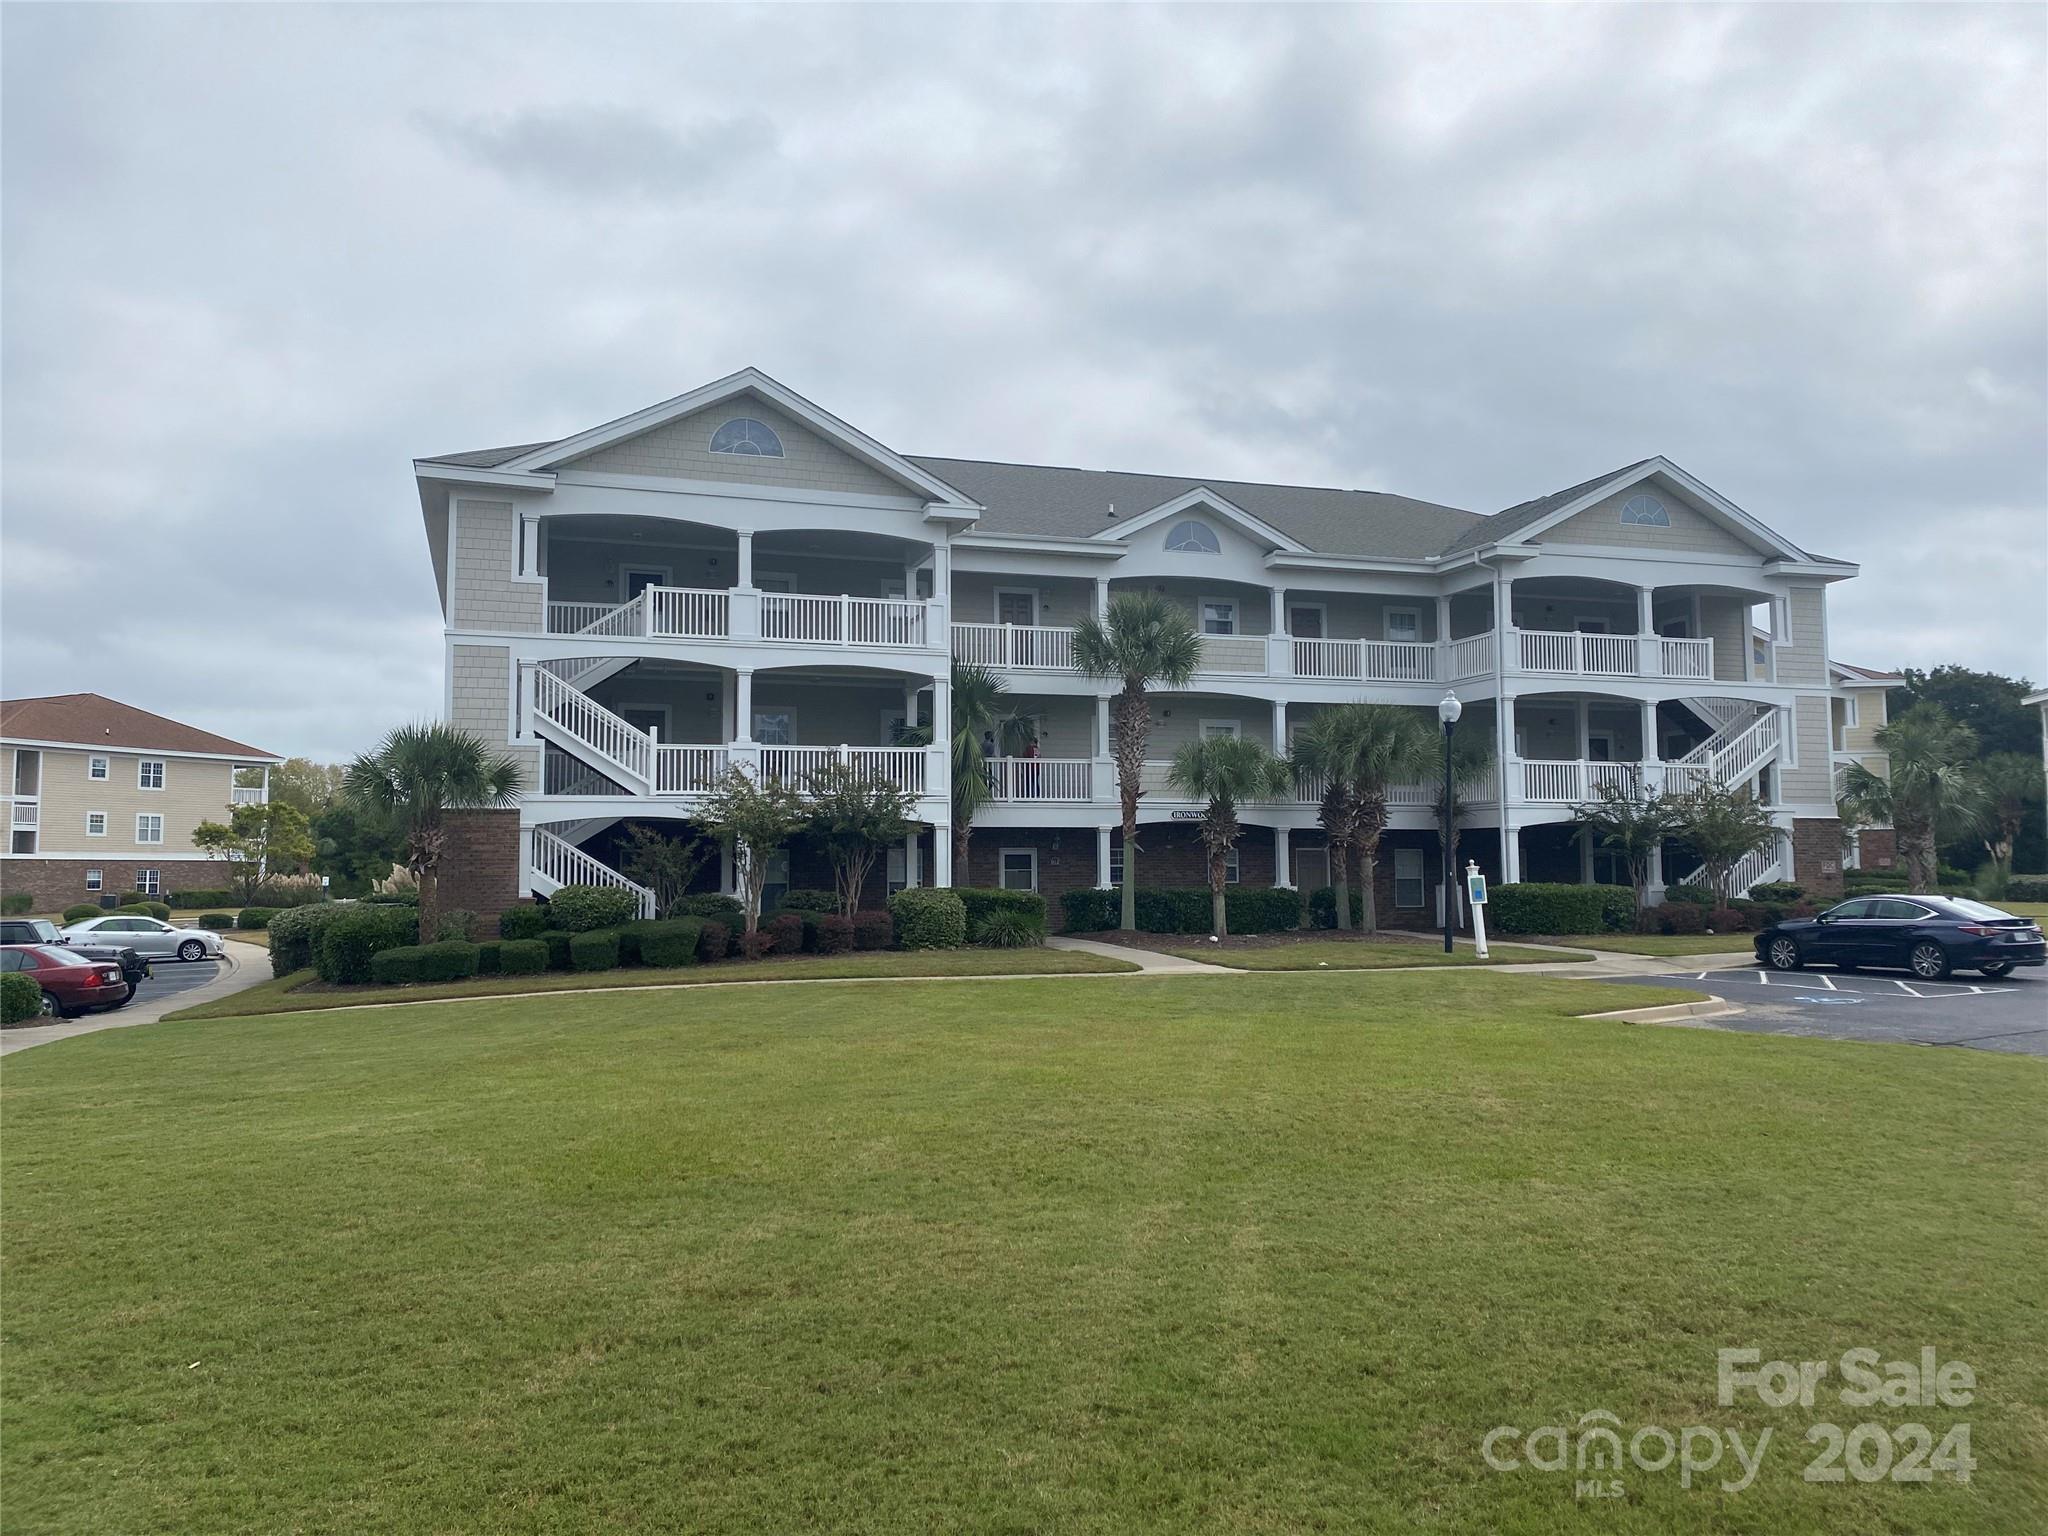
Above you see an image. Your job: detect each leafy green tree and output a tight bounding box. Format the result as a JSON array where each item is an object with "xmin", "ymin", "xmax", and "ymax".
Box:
[
  {"xmin": 310, "ymin": 799, "xmax": 398, "ymax": 897},
  {"xmin": 1295, "ymin": 704, "xmax": 1433, "ymax": 932},
  {"xmin": 1166, "ymin": 736, "xmax": 1292, "ymax": 938},
  {"xmin": 805, "ymin": 761, "xmax": 915, "ymax": 917},
  {"xmin": 262, "ymin": 758, "xmax": 347, "ymax": 818},
  {"xmin": 1671, "ymin": 780, "xmax": 1784, "ymax": 903},
  {"xmin": 697, "ymin": 767, "xmax": 809, "ymax": 933},
  {"xmin": 1838, "ymin": 704, "xmax": 1989, "ymax": 892},
  {"xmin": 1571, "ymin": 777, "xmax": 1680, "ymax": 915},
  {"xmin": 343, "ymin": 723, "xmax": 524, "ymax": 936},
  {"xmin": 1073, "ymin": 593, "xmax": 1202, "ymax": 931},
  {"xmin": 1974, "ymin": 752, "xmax": 2040, "ymax": 878},
  {"xmin": 1892, "ymin": 664, "xmax": 2044, "ymax": 869},
  {"xmin": 192, "ymin": 801, "xmax": 318, "ymax": 903},
  {"xmin": 618, "ymin": 822, "xmax": 711, "ymax": 919}
]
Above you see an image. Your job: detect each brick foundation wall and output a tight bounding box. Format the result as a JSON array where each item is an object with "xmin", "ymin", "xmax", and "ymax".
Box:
[
  {"xmin": 1856, "ymin": 827, "xmax": 1897, "ymax": 871},
  {"xmin": 1791, "ymin": 817, "xmax": 1845, "ymax": 899},
  {"xmin": 434, "ymin": 810, "xmax": 523, "ymax": 940},
  {"xmin": 0, "ymin": 856, "xmax": 222, "ymax": 910},
  {"xmin": 965, "ymin": 822, "xmax": 1286, "ymax": 930}
]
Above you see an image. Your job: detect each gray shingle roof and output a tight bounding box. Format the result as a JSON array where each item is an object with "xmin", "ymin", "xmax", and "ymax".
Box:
[
  {"xmin": 1435, "ymin": 459, "xmax": 1656, "ymax": 556},
  {"xmin": 907, "ymin": 456, "xmax": 1487, "ymax": 560},
  {"xmin": 416, "ymin": 442, "xmax": 557, "ymax": 469}
]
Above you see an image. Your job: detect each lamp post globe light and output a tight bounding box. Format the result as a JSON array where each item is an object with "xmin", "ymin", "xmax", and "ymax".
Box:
[{"xmin": 1438, "ymin": 692, "xmax": 1462, "ymax": 954}]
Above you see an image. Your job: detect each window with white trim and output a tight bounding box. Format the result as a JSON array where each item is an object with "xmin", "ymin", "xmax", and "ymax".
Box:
[
  {"xmin": 1619, "ymin": 494, "xmax": 1669, "ymax": 527},
  {"xmin": 1385, "ymin": 608, "xmax": 1421, "ymax": 644},
  {"xmin": 85, "ymin": 868, "xmax": 103, "ymax": 891},
  {"xmin": 1842, "ymin": 696, "xmax": 1859, "ymax": 728},
  {"xmin": 138, "ymin": 759, "xmax": 165, "ymax": 790},
  {"xmin": 1165, "ymin": 520, "xmax": 1220, "ymax": 553},
  {"xmin": 709, "ymin": 417, "xmax": 784, "ymax": 457},
  {"xmin": 86, "ymin": 812, "xmax": 107, "ymax": 837},
  {"xmin": 135, "ymin": 868, "xmax": 161, "ymax": 896},
  {"xmin": 1223, "ymin": 846, "xmax": 1240, "ymax": 885},
  {"xmin": 88, "ymin": 755, "xmax": 109, "ymax": 780},
  {"xmin": 1108, "ymin": 840, "xmax": 1124, "ymax": 888},
  {"xmin": 136, "ymin": 813, "xmax": 165, "ymax": 844},
  {"xmin": 751, "ymin": 711, "xmax": 793, "ymax": 746},
  {"xmin": 1000, "ymin": 848, "xmax": 1039, "ymax": 892},
  {"xmin": 1199, "ymin": 720, "xmax": 1241, "ymax": 741},
  {"xmin": 1394, "ymin": 846, "xmax": 1424, "ymax": 909},
  {"xmin": 1199, "ymin": 599, "xmax": 1237, "ymax": 636}
]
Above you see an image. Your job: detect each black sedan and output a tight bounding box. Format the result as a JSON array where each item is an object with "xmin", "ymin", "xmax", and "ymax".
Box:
[{"xmin": 1756, "ymin": 895, "xmax": 2047, "ymax": 980}]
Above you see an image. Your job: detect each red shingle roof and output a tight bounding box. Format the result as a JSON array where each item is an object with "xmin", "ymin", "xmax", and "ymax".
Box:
[{"xmin": 0, "ymin": 694, "xmax": 278, "ymax": 759}]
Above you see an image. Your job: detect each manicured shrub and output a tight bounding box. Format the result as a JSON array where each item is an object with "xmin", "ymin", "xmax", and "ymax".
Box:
[
  {"xmin": 61, "ymin": 903, "xmax": 103, "ymax": 925},
  {"xmin": 1305, "ymin": 886, "xmax": 1338, "ymax": 929},
  {"xmin": 739, "ymin": 929, "xmax": 776, "ymax": 960},
  {"xmin": 1, "ymin": 891, "xmax": 34, "ymax": 916},
  {"xmin": 1748, "ymin": 881, "xmax": 1804, "ymax": 904},
  {"xmin": 1486, "ymin": 883, "xmax": 1634, "ymax": 936},
  {"xmin": 316, "ymin": 907, "xmax": 399, "ymax": 984},
  {"xmin": 435, "ymin": 909, "xmax": 476, "ymax": 942},
  {"xmin": 977, "ymin": 910, "xmax": 1043, "ymax": 948},
  {"xmin": 419, "ymin": 940, "xmax": 481, "ymax": 982},
  {"xmin": 168, "ymin": 888, "xmax": 236, "ymax": 909},
  {"xmin": 637, "ymin": 918, "xmax": 703, "ymax": 968},
  {"xmin": 497, "ymin": 904, "xmax": 548, "ymax": 941},
  {"xmin": 266, "ymin": 904, "xmax": 330, "ymax": 975},
  {"xmin": 546, "ymin": 884, "xmax": 641, "ymax": 933},
  {"xmin": 145, "ymin": 902, "xmax": 171, "ymax": 921},
  {"xmin": 890, "ymin": 888, "xmax": 966, "ymax": 949},
  {"xmin": 237, "ymin": 907, "xmax": 278, "ymax": 931},
  {"xmin": 815, "ymin": 914, "xmax": 854, "ymax": 955},
  {"xmin": 116, "ymin": 904, "xmax": 155, "ymax": 916},
  {"xmin": 955, "ymin": 888, "xmax": 1049, "ymax": 943},
  {"xmin": 773, "ymin": 889, "xmax": 838, "ymax": 915},
  {"xmin": 1224, "ymin": 886, "xmax": 1301, "ymax": 935},
  {"xmin": 498, "ymin": 939, "xmax": 548, "ymax": 975},
  {"xmin": 696, "ymin": 921, "xmax": 732, "ymax": 962},
  {"xmin": 2, "ymin": 971, "xmax": 41, "ymax": 1022},
  {"xmin": 569, "ymin": 929, "xmax": 619, "ymax": 972},
  {"xmin": 676, "ymin": 893, "xmax": 746, "ymax": 927},
  {"xmin": 475, "ymin": 941, "xmax": 503, "ymax": 976},
  {"xmin": 1710, "ymin": 905, "xmax": 1752, "ymax": 933},
  {"xmin": 766, "ymin": 912, "xmax": 805, "ymax": 954},
  {"xmin": 537, "ymin": 930, "xmax": 575, "ymax": 971},
  {"xmin": 370, "ymin": 946, "xmax": 425, "ymax": 986},
  {"xmin": 1664, "ymin": 883, "xmax": 1716, "ymax": 906},
  {"xmin": 362, "ymin": 891, "xmax": 421, "ymax": 906},
  {"xmin": 2003, "ymin": 875, "xmax": 2048, "ymax": 903},
  {"xmin": 196, "ymin": 913, "xmax": 235, "ymax": 930},
  {"xmin": 1649, "ymin": 902, "xmax": 1708, "ymax": 935},
  {"xmin": 852, "ymin": 911, "xmax": 894, "ymax": 951},
  {"xmin": 1059, "ymin": 888, "xmax": 1121, "ymax": 932}
]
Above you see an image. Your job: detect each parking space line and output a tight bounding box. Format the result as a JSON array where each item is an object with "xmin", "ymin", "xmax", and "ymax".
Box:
[
  {"xmin": 1894, "ymin": 980, "xmax": 1921, "ymax": 997},
  {"xmin": 1814, "ymin": 972, "xmax": 1837, "ymax": 991}
]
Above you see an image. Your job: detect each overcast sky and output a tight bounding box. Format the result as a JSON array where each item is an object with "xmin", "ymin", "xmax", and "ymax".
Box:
[{"xmin": 3, "ymin": 3, "xmax": 2042, "ymax": 761}]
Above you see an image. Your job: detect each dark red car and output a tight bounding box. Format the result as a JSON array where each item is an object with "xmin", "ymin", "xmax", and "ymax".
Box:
[{"xmin": 1, "ymin": 945, "xmax": 133, "ymax": 1018}]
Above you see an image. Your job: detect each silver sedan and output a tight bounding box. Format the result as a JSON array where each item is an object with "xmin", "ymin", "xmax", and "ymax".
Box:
[{"xmin": 60, "ymin": 914, "xmax": 227, "ymax": 962}]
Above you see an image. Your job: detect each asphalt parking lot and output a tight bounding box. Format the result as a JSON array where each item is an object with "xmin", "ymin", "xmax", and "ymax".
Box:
[
  {"xmin": 1609, "ymin": 965, "xmax": 2048, "ymax": 1055},
  {"xmin": 127, "ymin": 957, "xmax": 227, "ymax": 1008}
]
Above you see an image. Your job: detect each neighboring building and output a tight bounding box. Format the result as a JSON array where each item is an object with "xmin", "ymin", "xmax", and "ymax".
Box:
[
  {"xmin": 1829, "ymin": 660, "xmax": 1900, "ymax": 871},
  {"xmin": 0, "ymin": 694, "xmax": 282, "ymax": 906},
  {"xmin": 417, "ymin": 367, "xmax": 1861, "ymax": 925}
]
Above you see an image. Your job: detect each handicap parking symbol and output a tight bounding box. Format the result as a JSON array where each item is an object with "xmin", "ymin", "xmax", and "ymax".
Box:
[{"xmin": 1794, "ymin": 994, "xmax": 1862, "ymax": 1005}]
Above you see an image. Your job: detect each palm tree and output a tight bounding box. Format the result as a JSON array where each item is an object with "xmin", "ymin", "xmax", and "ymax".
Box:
[
  {"xmin": 1073, "ymin": 593, "xmax": 1202, "ymax": 930},
  {"xmin": 1309, "ymin": 703, "xmax": 1435, "ymax": 932},
  {"xmin": 945, "ymin": 662, "xmax": 1007, "ymax": 885},
  {"xmin": 1838, "ymin": 704, "xmax": 1988, "ymax": 892},
  {"xmin": 1977, "ymin": 752, "xmax": 2042, "ymax": 878},
  {"xmin": 1290, "ymin": 714, "xmax": 1364, "ymax": 929},
  {"xmin": 1432, "ymin": 733, "xmax": 1496, "ymax": 893},
  {"xmin": 1167, "ymin": 736, "xmax": 1293, "ymax": 938},
  {"xmin": 344, "ymin": 722, "xmax": 524, "ymax": 936}
]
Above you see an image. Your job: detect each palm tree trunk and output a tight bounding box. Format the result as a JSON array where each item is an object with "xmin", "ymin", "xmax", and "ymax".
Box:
[
  {"xmin": 1330, "ymin": 844, "xmax": 1352, "ymax": 930},
  {"xmin": 954, "ymin": 822, "xmax": 970, "ymax": 886},
  {"xmin": 1120, "ymin": 836, "xmax": 1138, "ymax": 931},
  {"xmin": 1357, "ymin": 847, "xmax": 1378, "ymax": 934},
  {"xmin": 418, "ymin": 862, "xmax": 440, "ymax": 945},
  {"xmin": 1210, "ymin": 851, "xmax": 1228, "ymax": 939}
]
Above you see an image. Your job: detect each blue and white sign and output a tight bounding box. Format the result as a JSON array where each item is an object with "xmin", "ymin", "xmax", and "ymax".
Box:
[{"xmin": 1466, "ymin": 872, "xmax": 1488, "ymax": 907}]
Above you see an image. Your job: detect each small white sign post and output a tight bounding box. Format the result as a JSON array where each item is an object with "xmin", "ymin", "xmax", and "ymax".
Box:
[{"xmin": 1465, "ymin": 859, "xmax": 1490, "ymax": 959}]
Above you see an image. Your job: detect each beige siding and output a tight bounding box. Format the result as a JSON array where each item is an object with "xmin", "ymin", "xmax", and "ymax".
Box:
[
  {"xmin": 1537, "ymin": 485, "xmax": 1761, "ymax": 557},
  {"xmin": 452, "ymin": 500, "xmax": 544, "ymax": 631},
  {"xmin": 451, "ymin": 645, "xmax": 541, "ymax": 789},
  {"xmin": 1775, "ymin": 586, "xmax": 1827, "ymax": 686},
  {"xmin": 562, "ymin": 395, "xmax": 908, "ymax": 498},
  {"xmin": 1110, "ymin": 580, "xmax": 1278, "ymax": 636},
  {"xmin": 1279, "ymin": 591, "xmax": 1441, "ymax": 641},
  {"xmin": 1840, "ymin": 692, "xmax": 1888, "ymax": 754},
  {"xmin": 1699, "ymin": 595, "xmax": 1750, "ymax": 683},
  {"xmin": 27, "ymin": 746, "xmax": 238, "ymax": 856},
  {"xmin": 950, "ymin": 574, "xmax": 1097, "ymax": 627},
  {"xmin": 1779, "ymin": 696, "xmax": 1835, "ymax": 804}
]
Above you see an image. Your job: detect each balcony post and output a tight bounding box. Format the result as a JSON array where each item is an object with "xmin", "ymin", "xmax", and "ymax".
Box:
[
  {"xmin": 1096, "ymin": 826, "xmax": 1114, "ymax": 889},
  {"xmin": 1096, "ymin": 697, "xmax": 1111, "ymax": 756},
  {"xmin": 1435, "ymin": 595, "xmax": 1451, "ymax": 646},
  {"xmin": 518, "ymin": 661, "xmax": 538, "ymax": 739},
  {"xmin": 1270, "ymin": 699, "xmax": 1287, "ymax": 753},
  {"xmin": 1641, "ymin": 700, "xmax": 1660, "ymax": 767},
  {"xmin": 933, "ymin": 821, "xmax": 954, "ymax": 888},
  {"xmin": 1273, "ymin": 826, "xmax": 1293, "ymax": 889},
  {"xmin": 933, "ymin": 676, "xmax": 952, "ymax": 753},
  {"xmin": 1579, "ymin": 828, "xmax": 1595, "ymax": 885},
  {"xmin": 905, "ymin": 829, "xmax": 921, "ymax": 889},
  {"xmin": 736, "ymin": 530, "xmax": 753, "ymax": 588},
  {"xmin": 1503, "ymin": 822, "xmax": 1523, "ymax": 883},
  {"xmin": 734, "ymin": 669, "xmax": 754, "ymax": 742},
  {"xmin": 1093, "ymin": 577, "xmax": 1109, "ymax": 619}
]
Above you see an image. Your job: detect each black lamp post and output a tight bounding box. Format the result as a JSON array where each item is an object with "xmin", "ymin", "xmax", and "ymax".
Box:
[{"xmin": 1438, "ymin": 691, "xmax": 1462, "ymax": 953}]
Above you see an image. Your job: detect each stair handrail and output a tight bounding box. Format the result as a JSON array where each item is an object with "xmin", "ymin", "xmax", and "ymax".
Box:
[
  {"xmin": 528, "ymin": 665, "xmax": 653, "ymax": 789},
  {"xmin": 530, "ymin": 827, "xmax": 656, "ymax": 918}
]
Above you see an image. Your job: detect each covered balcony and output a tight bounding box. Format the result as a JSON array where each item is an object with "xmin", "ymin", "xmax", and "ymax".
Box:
[{"xmin": 1504, "ymin": 577, "xmax": 1714, "ymax": 682}]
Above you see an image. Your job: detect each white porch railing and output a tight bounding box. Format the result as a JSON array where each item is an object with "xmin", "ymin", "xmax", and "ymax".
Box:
[
  {"xmin": 648, "ymin": 587, "xmax": 731, "ymax": 639},
  {"xmin": 231, "ymin": 786, "xmax": 267, "ymax": 805},
  {"xmin": 951, "ymin": 622, "xmax": 1077, "ymax": 670},
  {"xmin": 1444, "ymin": 633, "xmax": 1495, "ymax": 682},
  {"xmin": 984, "ymin": 756, "xmax": 1094, "ymax": 802},
  {"xmin": 547, "ymin": 595, "xmax": 649, "ymax": 638},
  {"xmin": 530, "ymin": 666, "xmax": 652, "ymax": 788},
  {"xmin": 1677, "ymin": 838, "xmax": 1788, "ymax": 899},
  {"xmin": 529, "ymin": 827, "xmax": 656, "ymax": 918},
  {"xmin": 653, "ymin": 745, "xmax": 731, "ymax": 794},
  {"xmin": 758, "ymin": 745, "xmax": 932, "ymax": 794},
  {"xmin": 6, "ymin": 797, "xmax": 39, "ymax": 828},
  {"xmin": 1290, "ymin": 637, "xmax": 1437, "ymax": 682},
  {"xmin": 763, "ymin": 593, "xmax": 929, "ymax": 647},
  {"xmin": 1510, "ymin": 628, "xmax": 1714, "ymax": 680},
  {"xmin": 1516, "ymin": 759, "xmax": 1715, "ymax": 805}
]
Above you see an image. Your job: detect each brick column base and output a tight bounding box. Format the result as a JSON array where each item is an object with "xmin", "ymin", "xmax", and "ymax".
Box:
[
  {"xmin": 431, "ymin": 810, "xmax": 524, "ymax": 941},
  {"xmin": 1791, "ymin": 817, "xmax": 1845, "ymax": 900}
]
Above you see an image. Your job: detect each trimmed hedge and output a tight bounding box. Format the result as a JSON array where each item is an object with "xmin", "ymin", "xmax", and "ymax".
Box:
[
  {"xmin": 369, "ymin": 942, "xmax": 480, "ymax": 986},
  {"xmin": 546, "ymin": 885, "xmax": 641, "ymax": 934},
  {"xmin": 61, "ymin": 903, "xmax": 103, "ymax": 925},
  {"xmin": 475, "ymin": 941, "xmax": 503, "ymax": 975},
  {"xmin": 853, "ymin": 911, "xmax": 894, "ymax": 950},
  {"xmin": 2, "ymin": 971, "xmax": 40, "ymax": 1022},
  {"xmin": 1225, "ymin": 887, "xmax": 1301, "ymax": 934},
  {"xmin": 2005, "ymin": 875, "xmax": 2048, "ymax": 903},
  {"xmin": 697, "ymin": 921, "xmax": 732, "ymax": 962},
  {"xmin": 637, "ymin": 919, "xmax": 703, "ymax": 968},
  {"xmin": 499, "ymin": 939, "xmax": 548, "ymax": 975},
  {"xmin": 773, "ymin": 889, "xmax": 838, "ymax": 915},
  {"xmin": 1059, "ymin": 889, "xmax": 1121, "ymax": 932},
  {"xmin": 1664, "ymin": 883, "xmax": 1716, "ymax": 906},
  {"xmin": 0, "ymin": 891, "xmax": 32, "ymax": 917},
  {"xmin": 497, "ymin": 905, "xmax": 548, "ymax": 941},
  {"xmin": 766, "ymin": 912, "xmax": 806, "ymax": 954},
  {"xmin": 815, "ymin": 914, "xmax": 854, "ymax": 955},
  {"xmin": 955, "ymin": 888, "xmax": 1048, "ymax": 943},
  {"xmin": 237, "ymin": 907, "xmax": 279, "ymax": 931},
  {"xmin": 537, "ymin": 930, "xmax": 575, "ymax": 971},
  {"xmin": 569, "ymin": 930, "xmax": 620, "ymax": 972},
  {"xmin": 316, "ymin": 906, "xmax": 410, "ymax": 984},
  {"xmin": 1747, "ymin": 881, "xmax": 1804, "ymax": 904},
  {"xmin": 195, "ymin": 913, "xmax": 235, "ymax": 930},
  {"xmin": 1486, "ymin": 883, "xmax": 1636, "ymax": 935},
  {"xmin": 168, "ymin": 888, "xmax": 237, "ymax": 909},
  {"xmin": 1060, "ymin": 885, "xmax": 1303, "ymax": 936},
  {"xmin": 269, "ymin": 904, "xmax": 397, "ymax": 978},
  {"xmin": 890, "ymin": 888, "xmax": 966, "ymax": 949},
  {"xmin": 675, "ymin": 894, "xmax": 746, "ymax": 927}
]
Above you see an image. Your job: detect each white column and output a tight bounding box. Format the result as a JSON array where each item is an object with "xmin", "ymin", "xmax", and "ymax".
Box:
[
  {"xmin": 933, "ymin": 824, "xmax": 954, "ymax": 887},
  {"xmin": 719, "ymin": 844, "xmax": 735, "ymax": 894},
  {"xmin": 521, "ymin": 514, "xmax": 541, "ymax": 576},
  {"xmin": 1646, "ymin": 839, "xmax": 1666, "ymax": 904},
  {"xmin": 903, "ymin": 681, "xmax": 918, "ymax": 739},
  {"xmin": 1274, "ymin": 826, "xmax": 1292, "ymax": 888},
  {"xmin": 933, "ymin": 675, "xmax": 952, "ymax": 749},
  {"xmin": 1094, "ymin": 577, "xmax": 1110, "ymax": 619},
  {"xmin": 1577, "ymin": 698, "xmax": 1590, "ymax": 761},
  {"xmin": 1096, "ymin": 826, "xmax": 1114, "ymax": 888},
  {"xmin": 736, "ymin": 530, "xmax": 754, "ymax": 588},
  {"xmin": 1435, "ymin": 594, "xmax": 1452, "ymax": 644},
  {"xmin": 1637, "ymin": 586, "xmax": 1655, "ymax": 635},
  {"xmin": 905, "ymin": 829, "xmax": 921, "ymax": 889},
  {"xmin": 1503, "ymin": 822, "xmax": 1523, "ymax": 883},
  {"xmin": 261, "ymin": 763, "xmax": 271, "ymax": 802},
  {"xmin": 1271, "ymin": 585, "xmax": 1287, "ymax": 635},
  {"xmin": 1641, "ymin": 699, "xmax": 1660, "ymax": 765},
  {"xmin": 1096, "ymin": 696, "xmax": 1112, "ymax": 756},
  {"xmin": 735, "ymin": 669, "xmax": 754, "ymax": 741},
  {"xmin": 1271, "ymin": 699, "xmax": 1288, "ymax": 753},
  {"xmin": 932, "ymin": 545, "xmax": 951, "ymax": 599}
]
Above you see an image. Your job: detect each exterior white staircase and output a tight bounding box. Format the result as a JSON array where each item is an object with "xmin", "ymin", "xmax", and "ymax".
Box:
[
  {"xmin": 529, "ymin": 665, "xmax": 655, "ymax": 794},
  {"xmin": 1675, "ymin": 837, "xmax": 1790, "ymax": 901},
  {"xmin": 1674, "ymin": 702, "xmax": 1780, "ymax": 792},
  {"xmin": 529, "ymin": 826, "xmax": 656, "ymax": 918}
]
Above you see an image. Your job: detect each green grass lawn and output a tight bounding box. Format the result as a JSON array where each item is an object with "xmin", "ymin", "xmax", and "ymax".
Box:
[
  {"xmin": 167, "ymin": 946, "xmax": 1137, "ymax": 1021},
  {"xmin": 1145, "ymin": 938, "xmax": 1588, "ymax": 969},
  {"xmin": 1997, "ymin": 900, "xmax": 2048, "ymax": 920},
  {"xmin": 1552, "ymin": 932, "xmax": 1757, "ymax": 956},
  {"xmin": 6, "ymin": 972, "xmax": 2043, "ymax": 1534}
]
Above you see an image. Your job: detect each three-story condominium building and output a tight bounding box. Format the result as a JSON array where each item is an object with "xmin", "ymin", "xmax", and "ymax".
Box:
[{"xmin": 419, "ymin": 367, "xmax": 1863, "ymax": 924}]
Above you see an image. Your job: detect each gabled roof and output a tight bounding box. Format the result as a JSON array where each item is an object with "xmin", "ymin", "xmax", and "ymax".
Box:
[
  {"xmin": 908, "ymin": 456, "xmax": 1484, "ymax": 559},
  {"xmin": 1436, "ymin": 460, "xmax": 1658, "ymax": 555},
  {"xmin": 416, "ymin": 442, "xmax": 557, "ymax": 470},
  {"xmin": 0, "ymin": 693, "xmax": 279, "ymax": 759},
  {"xmin": 1831, "ymin": 660, "xmax": 1903, "ymax": 684}
]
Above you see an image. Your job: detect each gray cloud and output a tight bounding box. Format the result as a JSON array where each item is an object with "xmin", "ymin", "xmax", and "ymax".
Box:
[{"xmin": 2, "ymin": 3, "xmax": 2041, "ymax": 762}]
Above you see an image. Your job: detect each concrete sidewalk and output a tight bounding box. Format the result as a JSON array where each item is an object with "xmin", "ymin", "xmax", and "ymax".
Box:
[
  {"xmin": 1, "ymin": 940, "xmax": 272, "ymax": 1056},
  {"xmin": 1046, "ymin": 937, "xmax": 1238, "ymax": 974}
]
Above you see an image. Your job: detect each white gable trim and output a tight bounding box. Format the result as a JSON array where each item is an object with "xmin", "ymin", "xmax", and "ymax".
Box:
[
  {"xmin": 1091, "ymin": 487, "xmax": 1311, "ymax": 554},
  {"xmin": 1496, "ymin": 458, "xmax": 1810, "ymax": 563},
  {"xmin": 499, "ymin": 367, "xmax": 983, "ymax": 512}
]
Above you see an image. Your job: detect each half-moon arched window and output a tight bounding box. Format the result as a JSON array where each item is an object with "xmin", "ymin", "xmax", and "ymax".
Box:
[
  {"xmin": 1619, "ymin": 493, "xmax": 1670, "ymax": 527},
  {"xmin": 709, "ymin": 417, "xmax": 785, "ymax": 457},
  {"xmin": 1165, "ymin": 519, "xmax": 1221, "ymax": 553}
]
